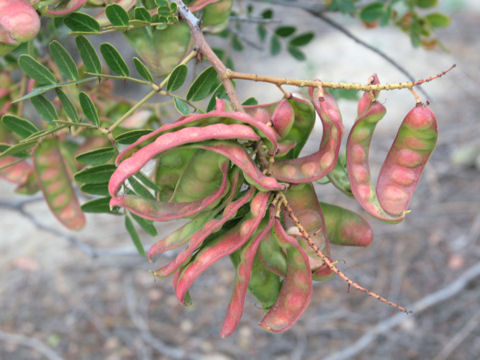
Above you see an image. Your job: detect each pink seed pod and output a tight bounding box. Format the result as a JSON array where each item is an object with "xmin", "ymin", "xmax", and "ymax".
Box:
[
  {"xmin": 198, "ymin": 142, "xmax": 285, "ymax": 191},
  {"xmin": 376, "ymin": 103, "xmax": 438, "ymax": 215},
  {"xmin": 0, "ymin": 156, "xmax": 32, "ymax": 186},
  {"xmin": 33, "ymin": 138, "xmax": 85, "ymax": 230},
  {"xmin": 116, "ymin": 108, "xmax": 278, "ymax": 164},
  {"xmin": 346, "ymin": 101, "xmax": 405, "ymax": 223},
  {"xmin": 258, "ymin": 219, "xmax": 312, "ymax": 333},
  {"xmin": 319, "ymin": 202, "xmax": 373, "ymax": 247},
  {"xmin": 221, "ymin": 208, "xmax": 275, "ymax": 337},
  {"xmin": 110, "ymin": 123, "xmax": 260, "ymax": 197},
  {"xmin": 174, "ymin": 192, "xmax": 270, "ymax": 304},
  {"xmin": 0, "ymin": 0, "xmax": 40, "ymax": 43},
  {"xmin": 357, "ymin": 74, "xmax": 380, "ymax": 116},
  {"xmin": 152, "ymin": 187, "xmax": 255, "ymax": 276},
  {"xmin": 271, "ymin": 99, "xmax": 294, "ymax": 138},
  {"xmin": 45, "ymin": 0, "xmax": 87, "ymax": 16},
  {"xmin": 283, "ymin": 182, "xmax": 331, "ymax": 272},
  {"xmin": 269, "ymin": 87, "xmax": 343, "ymax": 183},
  {"xmin": 110, "ymin": 161, "xmax": 230, "ymax": 222}
]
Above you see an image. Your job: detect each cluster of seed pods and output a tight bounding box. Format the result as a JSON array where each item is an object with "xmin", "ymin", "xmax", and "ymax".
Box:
[{"xmin": 107, "ymin": 74, "xmax": 438, "ymax": 336}]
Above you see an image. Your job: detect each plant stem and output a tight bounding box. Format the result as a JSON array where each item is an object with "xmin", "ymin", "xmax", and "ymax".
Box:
[
  {"xmin": 225, "ymin": 65, "xmax": 456, "ymax": 92},
  {"xmin": 175, "ymin": 0, "xmax": 244, "ymax": 112},
  {"xmin": 108, "ymin": 89, "xmax": 157, "ymax": 133},
  {"xmin": 86, "ymin": 73, "xmax": 158, "ymax": 89}
]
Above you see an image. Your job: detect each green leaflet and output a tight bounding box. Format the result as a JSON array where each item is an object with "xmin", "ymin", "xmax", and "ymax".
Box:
[
  {"xmin": 2, "ymin": 115, "xmax": 39, "ymax": 139},
  {"xmin": 79, "ymin": 92, "xmax": 100, "ymax": 126},
  {"xmin": 49, "ymin": 40, "xmax": 79, "ymax": 80},
  {"xmin": 30, "ymin": 95, "xmax": 58, "ymax": 124},
  {"xmin": 100, "ymin": 43, "xmax": 130, "ymax": 76},
  {"xmin": 105, "ymin": 4, "xmax": 130, "ymax": 26},
  {"xmin": 75, "ymin": 36, "xmax": 102, "ymax": 74},
  {"xmin": 18, "ymin": 55, "xmax": 57, "ymax": 85},
  {"xmin": 65, "ymin": 12, "xmax": 101, "ymax": 32}
]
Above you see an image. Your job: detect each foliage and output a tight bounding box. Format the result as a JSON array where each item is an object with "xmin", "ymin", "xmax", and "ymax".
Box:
[{"xmin": 0, "ymin": 0, "xmax": 452, "ymax": 336}]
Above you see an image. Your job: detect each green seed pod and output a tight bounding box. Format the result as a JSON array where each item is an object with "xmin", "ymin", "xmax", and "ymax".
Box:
[{"xmin": 33, "ymin": 138, "xmax": 85, "ymax": 230}]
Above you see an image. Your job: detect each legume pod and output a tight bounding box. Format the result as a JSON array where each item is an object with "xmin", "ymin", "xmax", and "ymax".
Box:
[
  {"xmin": 174, "ymin": 192, "xmax": 270, "ymax": 304},
  {"xmin": 221, "ymin": 209, "xmax": 275, "ymax": 337},
  {"xmin": 109, "ymin": 123, "xmax": 259, "ymax": 196},
  {"xmin": 33, "ymin": 138, "xmax": 85, "ymax": 230},
  {"xmin": 270, "ymin": 88, "xmax": 343, "ymax": 182},
  {"xmin": 259, "ymin": 219, "xmax": 312, "ymax": 333}
]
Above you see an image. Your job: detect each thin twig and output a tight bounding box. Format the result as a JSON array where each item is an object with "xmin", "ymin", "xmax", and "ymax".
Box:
[
  {"xmin": 175, "ymin": 0, "xmax": 244, "ymax": 111},
  {"xmin": 0, "ymin": 329, "xmax": 64, "ymax": 360},
  {"xmin": 281, "ymin": 195, "xmax": 409, "ymax": 313},
  {"xmin": 225, "ymin": 65, "xmax": 455, "ymax": 92},
  {"xmin": 310, "ymin": 12, "xmax": 432, "ymax": 100},
  {"xmin": 254, "ymin": 0, "xmax": 431, "ymax": 100},
  {"xmin": 324, "ymin": 261, "xmax": 480, "ymax": 360}
]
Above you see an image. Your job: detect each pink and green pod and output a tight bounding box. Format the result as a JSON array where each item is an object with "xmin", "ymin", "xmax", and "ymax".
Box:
[
  {"xmin": 0, "ymin": 0, "xmax": 40, "ymax": 55},
  {"xmin": 357, "ymin": 74, "xmax": 380, "ymax": 116},
  {"xmin": 152, "ymin": 187, "xmax": 255, "ymax": 277},
  {"xmin": 198, "ymin": 141, "xmax": 285, "ymax": 192},
  {"xmin": 269, "ymin": 88, "xmax": 343, "ymax": 183},
  {"xmin": 116, "ymin": 104, "xmax": 278, "ymax": 164},
  {"xmin": 109, "ymin": 123, "xmax": 260, "ymax": 196},
  {"xmin": 319, "ymin": 202, "xmax": 373, "ymax": 247},
  {"xmin": 33, "ymin": 138, "xmax": 85, "ymax": 230},
  {"xmin": 346, "ymin": 101, "xmax": 405, "ymax": 223},
  {"xmin": 258, "ymin": 219, "xmax": 312, "ymax": 333},
  {"xmin": 221, "ymin": 210, "xmax": 275, "ymax": 337},
  {"xmin": 376, "ymin": 103, "xmax": 438, "ymax": 216},
  {"xmin": 283, "ymin": 182, "xmax": 331, "ymax": 272},
  {"xmin": 174, "ymin": 192, "xmax": 270, "ymax": 304},
  {"xmin": 110, "ymin": 160, "xmax": 230, "ymax": 222},
  {"xmin": 44, "ymin": 0, "xmax": 87, "ymax": 16}
]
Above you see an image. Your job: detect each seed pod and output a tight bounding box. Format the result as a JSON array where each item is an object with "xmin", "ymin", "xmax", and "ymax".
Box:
[
  {"xmin": 0, "ymin": 0, "xmax": 40, "ymax": 52},
  {"xmin": 319, "ymin": 202, "xmax": 373, "ymax": 247},
  {"xmin": 198, "ymin": 142, "xmax": 285, "ymax": 191},
  {"xmin": 174, "ymin": 192, "xmax": 270, "ymax": 304},
  {"xmin": 259, "ymin": 219, "xmax": 312, "ymax": 333},
  {"xmin": 221, "ymin": 210, "xmax": 275, "ymax": 337},
  {"xmin": 33, "ymin": 138, "xmax": 85, "ymax": 230},
  {"xmin": 271, "ymin": 100, "xmax": 295, "ymax": 138},
  {"xmin": 326, "ymin": 152, "xmax": 353, "ymax": 198},
  {"xmin": 357, "ymin": 74, "xmax": 380, "ymax": 116},
  {"xmin": 116, "ymin": 109, "xmax": 278, "ymax": 164},
  {"xmin": 110, "ymin": 123, "xmax": 259, "ymax": 196},
  {"xmin": 153, "ymin": 187, "xmax": 255, "ymax": 277},
  {"xmin": 376, "ymin": 103, "xmax": 438, "ymax": 215},
  {"xmin": 0, "ymin": 156, "xmax": 32, "ymax": 186},
  {"xmin": 248, "ymin": 252, "xmax": 282, "ymax": 310},
  {"xmin": 276, "ymin": 96, "xmax": 316, "ymax": 160},
  {"xmin": 283, "ymin": 182, "xmax": 331, "ymax": 272},
  {"xmin": 45, "ymin": 0, "xmax": 87, "ymax": 16},
  {"xmin": 171, "ymin": 150, "xmax": 227, "ymax": 202},
  {"xmin": 110, "ymin": 161, "xmax": 230, "ymax": 222},
  {"xmin": 148, "ymin": 211, "xmax": 216, "ymax": 260},
  {"xmin": 258, "ymin": 229, "xmax": 287, "ymax": 277},
  {"xmin": 346, "ymin": 101, "xmax": 404, "ymax": 223},
  {"xmin": 270, "ymin": 88, "xmax": 343, "ymax": 183}
]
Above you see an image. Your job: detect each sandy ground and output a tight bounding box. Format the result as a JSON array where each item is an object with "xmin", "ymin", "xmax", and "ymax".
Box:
[{"xmin": 1, "ymin": 2, "xmax": 480, "ymax": 359}]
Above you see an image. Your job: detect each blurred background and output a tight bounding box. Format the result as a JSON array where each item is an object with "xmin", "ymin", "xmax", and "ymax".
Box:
[{"xmin": 1, "ymin": 0, "xmax": 480, "ymax": 359}]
